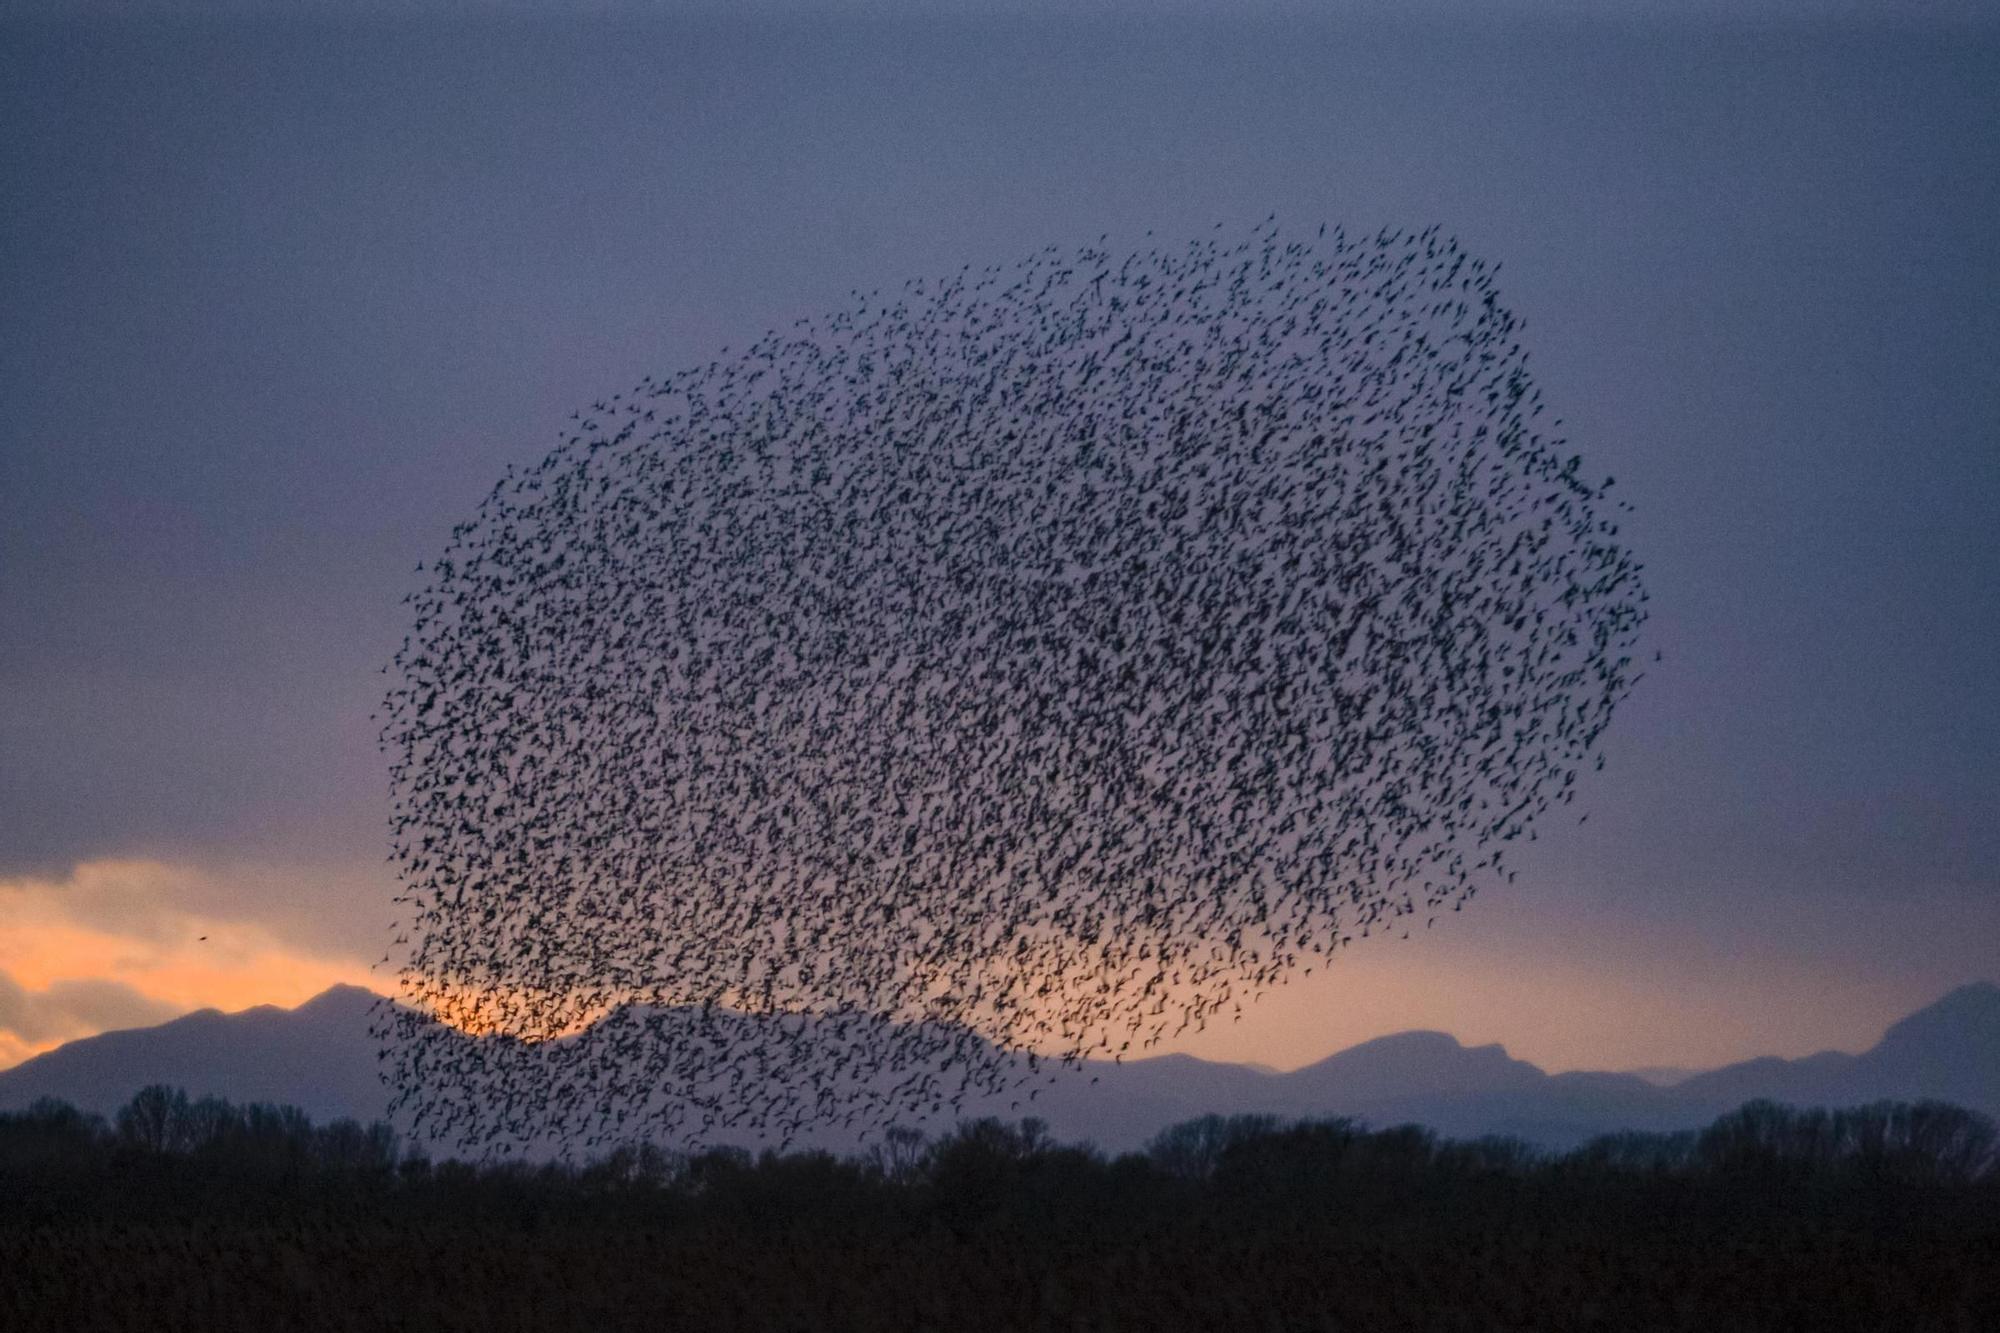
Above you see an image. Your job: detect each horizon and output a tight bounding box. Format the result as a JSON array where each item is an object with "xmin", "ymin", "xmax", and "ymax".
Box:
[{"xmin": 8, "ymin": 974, "xmax": 1997, "ymax": 1085}]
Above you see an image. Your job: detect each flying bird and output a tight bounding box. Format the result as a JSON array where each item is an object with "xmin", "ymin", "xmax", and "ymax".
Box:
[{"xmin": 372, "ymin": 218, "xmax": 1649, "ymax": 1159}]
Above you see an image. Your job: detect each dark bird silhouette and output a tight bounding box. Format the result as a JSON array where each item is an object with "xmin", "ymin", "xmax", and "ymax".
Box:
[{"xmin": 371, "ymin": 218, "xmax": 1650, "ymax": 1159}]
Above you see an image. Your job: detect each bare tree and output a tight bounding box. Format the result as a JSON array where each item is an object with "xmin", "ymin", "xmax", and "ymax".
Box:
[{"xmin": 115, "ymin": 1085, "xmax": 190, "ymax": 1154}]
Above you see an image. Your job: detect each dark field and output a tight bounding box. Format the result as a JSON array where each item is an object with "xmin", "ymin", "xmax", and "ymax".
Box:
[{"xmin": 6, "ymin": 1094, "xmax": 1997, "ymax": 1332}]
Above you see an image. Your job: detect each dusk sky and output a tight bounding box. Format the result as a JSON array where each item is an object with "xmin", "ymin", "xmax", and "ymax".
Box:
[{"xmin": 2, "ymin": 1, "xmax": 1995, "ymax": 1078}]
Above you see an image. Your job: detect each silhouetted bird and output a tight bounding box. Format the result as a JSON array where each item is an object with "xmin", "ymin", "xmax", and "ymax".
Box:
[{"xmin": 372, "ymin": 218, "xmax": 1649, "ymax": 1159}]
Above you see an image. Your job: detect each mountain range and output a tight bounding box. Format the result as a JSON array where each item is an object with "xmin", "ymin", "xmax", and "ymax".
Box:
[{"xmin": 2, "ymin": 981, "xmax": 1994, "ymax": 1155}]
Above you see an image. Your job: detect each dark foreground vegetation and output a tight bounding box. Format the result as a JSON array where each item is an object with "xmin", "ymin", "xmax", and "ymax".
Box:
[{"xmin": 4, "ymin": 1089, "xmax": 1997, "ymax": 1332}]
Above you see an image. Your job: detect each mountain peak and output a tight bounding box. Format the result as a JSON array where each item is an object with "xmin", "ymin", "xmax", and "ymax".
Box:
[
  {"xmin": 1915, "ymin": 979, "xmax": 1998, "ymax": 1011},
  {"xmin": 296, "ymin": 983, "xmax": 386, "ymax": 1014},
  {"xmin": 1876, "ymin": 980, "xmax": 2000, "ymax": 1050},
  {"xmin": 1283, "ymin": 1027, "xmax": 1546, "ymax": 1105},
  {"xmin": 1310, "ymin": 1028, "xmax": 1465, "ymax": 1060}
]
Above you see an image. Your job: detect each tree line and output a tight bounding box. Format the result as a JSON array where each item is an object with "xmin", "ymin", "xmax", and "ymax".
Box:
[
  {"xmin": 6, "ymin": 1084, "xmax": 1997, "ymax": 1195},
  {"xmin": 3, "ymin": 1089, "xmax": 1996, "ymax": 1331}
]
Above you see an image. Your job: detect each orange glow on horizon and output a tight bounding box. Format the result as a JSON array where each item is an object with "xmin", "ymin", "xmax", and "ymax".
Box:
[
  {"xmin": 2, "ymin": 859, "xmax": 1981, "ymax": 1081},
  {"xmin": 0, "ymin": 860, "xmax": 376, "ymax": 1070}
]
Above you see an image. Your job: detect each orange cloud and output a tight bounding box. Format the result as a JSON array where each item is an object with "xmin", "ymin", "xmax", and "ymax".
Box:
[{"xmin": 0, "ymin": 859, "xmax": 378, "ymax": 1069}]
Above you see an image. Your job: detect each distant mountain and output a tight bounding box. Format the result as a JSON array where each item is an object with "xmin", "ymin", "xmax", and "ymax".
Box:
[
  {"xmin": 1622, "ymin": 1065, "xmax": 1698, "ymax": 1087},
  {"xmin": 0, "ymin": 985, "xmax": 395, "ymax": 1128},
  {"xmin": 1288, "ymin": 1030, "xmax": 1547, "ymax": 1104},
  {"xmin": 3, "ymin": 981, "xmax": 1994, "ymax": 1155},
  {"xmin": 1673, "ymin": 981, "xmax": 2000, "ymax": 1115}
]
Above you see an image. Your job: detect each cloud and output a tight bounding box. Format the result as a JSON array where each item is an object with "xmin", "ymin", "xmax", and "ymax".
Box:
[
  {"xmin": 0, "ymin": 859, "xmax": 380, "ymax": 1069},
  {"xmin": 0, "ymin": 857, "xmax": 394, "ymax": 963},
  {"xmin": 0, "ymin": 971, "xmax": 181, "ymax": 1047}
]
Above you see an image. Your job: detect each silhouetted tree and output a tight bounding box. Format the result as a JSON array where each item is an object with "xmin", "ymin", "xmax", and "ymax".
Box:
[
  {"xmin": 114, "ymin": 1084, "xmax": 190, "ymax": 1153},
  {"xmin": 1144, "ymin": 1112, "xmax": 1282, "ymax": 1180},
  {"xmin": 869, "ymin": 1123, "xmax": 927, "ymax": 1182}
]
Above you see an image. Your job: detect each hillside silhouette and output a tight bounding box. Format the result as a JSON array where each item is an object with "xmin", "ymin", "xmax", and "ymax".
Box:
[{"xmin": 4, "ymin": 982, "xmax": 1995, "ymax": 1154}]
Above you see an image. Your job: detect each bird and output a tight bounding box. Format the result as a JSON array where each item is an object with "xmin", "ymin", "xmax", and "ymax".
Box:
[{"xmin": 371, "ymin": 217, "xmax": 1650, "ymax": 1162}]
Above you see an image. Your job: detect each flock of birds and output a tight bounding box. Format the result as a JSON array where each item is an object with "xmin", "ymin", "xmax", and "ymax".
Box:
[{"xmin": 373, "ymin": 218, "xmax": 1649, "ymax": 1156}]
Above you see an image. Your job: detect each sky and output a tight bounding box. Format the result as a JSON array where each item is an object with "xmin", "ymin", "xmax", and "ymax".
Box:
[{"xmin": 2, "ymin": 2, "xmax": 1996, "ymax": 1077}]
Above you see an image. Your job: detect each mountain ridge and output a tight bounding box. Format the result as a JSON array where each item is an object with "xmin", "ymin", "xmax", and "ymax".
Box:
[{"xmin": 3, "ymin": 981, "xmax": 1993, "ymax": 1154}]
